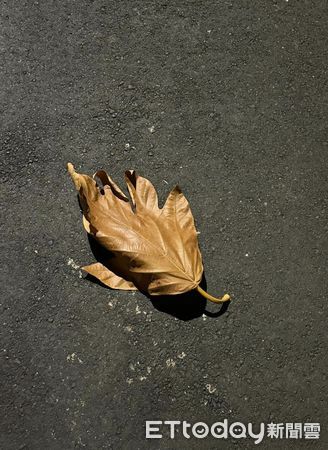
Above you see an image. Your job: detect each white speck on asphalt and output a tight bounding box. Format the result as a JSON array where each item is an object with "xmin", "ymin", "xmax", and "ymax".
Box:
[
  {"xmin": 67, "ymin": 353, "xmax": 83, "ymax": 364},
  {"xmin": 177, "ymin": 352, "xmax": 186, "ymax": 359},
  {"xmin": 67, "ymin": 258, "xmax": 80, "ymax": 270},
  {"xmin": 166, "ymin": 358, "xmax": 176, "ymax": 368},
  {"xmin": 206, "ymin": 384, "xmax": 216, "ymax": 394},
  {"xmin": 148, "ymin": 125, "xmax": 155, "ymax": 133}
]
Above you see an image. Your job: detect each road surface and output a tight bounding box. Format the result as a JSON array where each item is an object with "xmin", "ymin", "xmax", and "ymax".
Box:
[{"xmin": 1, "ymin": 1, "xmax": 327, "ymax": 449}]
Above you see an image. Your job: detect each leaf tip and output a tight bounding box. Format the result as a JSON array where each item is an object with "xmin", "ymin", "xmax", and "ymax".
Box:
[
  {"xmin": 125, "ymin": 169, "xmax": 137, "ymax": 181},
  {"xmin": 67, "ymin": 162, "xmax": 75, "ymax": 175},
  {"xmin": 67, "ymin": 162, "xmax": 81, "ymax": 190},
  {"xmin": 175, "ymin": 184, "xmax": 182, "ymax": 193}
]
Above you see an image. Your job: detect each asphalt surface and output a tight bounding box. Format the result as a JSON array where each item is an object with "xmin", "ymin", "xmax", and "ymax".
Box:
[{"xmin": 1, "ymin": 1, "xmax": 327, "ymax": 449}]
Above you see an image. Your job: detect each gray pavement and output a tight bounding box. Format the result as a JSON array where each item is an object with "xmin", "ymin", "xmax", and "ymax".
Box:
[{"xmin": 1, "ymin": 1, "xmax": 327, "ymax": 449}]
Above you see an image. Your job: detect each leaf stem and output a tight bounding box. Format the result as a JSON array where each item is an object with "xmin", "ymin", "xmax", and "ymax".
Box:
[{"xmin": 196, "ymin": 285, "xmax": 230, "ymax": 304}]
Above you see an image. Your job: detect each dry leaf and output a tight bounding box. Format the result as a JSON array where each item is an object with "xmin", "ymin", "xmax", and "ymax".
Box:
[{"xmin": 67, "ymin": 163, "xmax": 230, "ymax": 304}]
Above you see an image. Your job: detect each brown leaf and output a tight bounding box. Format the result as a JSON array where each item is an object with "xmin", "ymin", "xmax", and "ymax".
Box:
[
  {"xmin": 82, "ymin": 262, "xmax": 138, "ymax": 290},
  {"xmin": 67, "ymin": 163, "xmax": 230, "ymax": 303}
]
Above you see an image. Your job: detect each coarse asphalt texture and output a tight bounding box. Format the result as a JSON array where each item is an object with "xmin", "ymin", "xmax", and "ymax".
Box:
[{"xmin": 1, "ymin": 1, "xmax": 327, "ymax": 449}]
